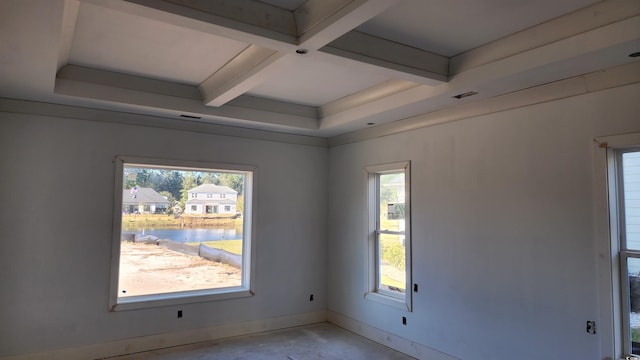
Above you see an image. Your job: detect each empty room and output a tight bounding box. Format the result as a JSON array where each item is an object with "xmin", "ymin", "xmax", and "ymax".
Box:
[{"xmin": 1, "ymin": 0, "xmax": 639, "ymax": 359}]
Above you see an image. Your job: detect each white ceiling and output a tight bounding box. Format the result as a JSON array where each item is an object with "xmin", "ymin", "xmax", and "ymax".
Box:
[
  {"xmin": 357, "ymin": 0, "xmax": 602, "ymax": 56},
  {"xmin": 0, "ymin": 0, "xmax": 638, "ymax": 138},
  {"xmin": 70, "ymin": 2, "xmax": 249, "ymax": 85}
]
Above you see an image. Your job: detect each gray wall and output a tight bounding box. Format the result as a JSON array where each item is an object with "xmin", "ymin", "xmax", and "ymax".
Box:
[
  {"xmin": 1, "ymin": 82, "xmax": 638, "ymax": 359},
  {"xmin": 0, "ymin": 112, "xmax": 328, "ymax": 356},
  {"xmin": 327, "ymin": 84, "xmax": 640, "ymax": 360}
]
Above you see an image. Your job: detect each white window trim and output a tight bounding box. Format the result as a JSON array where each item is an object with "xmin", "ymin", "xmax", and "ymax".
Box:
[
  {"xmin": 109, "ymin": 156, "xmax": 257, "ymax": 311},
  {"xmin": 364, "ymin": 161, "xmax": 412, "ymax": 312},
  {"xmin": 594, "ymin": 132, "xmax": 640, "ymax": 359}
]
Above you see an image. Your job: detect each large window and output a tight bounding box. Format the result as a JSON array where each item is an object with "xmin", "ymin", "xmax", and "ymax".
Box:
[
  {"xmin": 613, "ymin": 149, "xmax": 640, "ymax": 355},
  {"xmin": 110, "ymin": 156, "xmax": 255, "ymax": 311},
  {"xmin": 366, "ymin": 161, "xmax": 412, "ymax": 310}
]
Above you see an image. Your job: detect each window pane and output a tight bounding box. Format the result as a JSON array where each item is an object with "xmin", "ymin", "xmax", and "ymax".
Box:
[
  {"xmin": 623, "ymin": 152, "xmax": 640, "ymax": 250},
  {"xmin": 379, "ymin": 173, "xmax": 405, "ymax": 232},
  {"xmin": 119, "ymin": 165, "xmax": 246, "ymax": 298},
  {"xmin": 378, "ymin": 233, "xmax": 406, "ymax": 293},
  {"xmin": 629, "ymin": 257, "xmax": 640, "ymax": 354}
]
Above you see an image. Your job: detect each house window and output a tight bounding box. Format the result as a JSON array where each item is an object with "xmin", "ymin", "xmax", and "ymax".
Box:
[
  {"xmin": 191, "ymin": 193, "xmax": 196, "ymax": 198},
  {"xmin": 111, "ymin": 156, "xmax": 255, "ymax": 311},
  {"xmin": 221, "ymin": 194, "xmax": 226, "ymax": 199},
  {"xmin": 207, "ymin": 193, "xmax": 212, "ymax": 198},
  {"xmin": 611, "ymin": 148, "xmax": 640, "ymax": 356},
  {"xmin": 225, "ymin": 205, "xmax": 231, "ymax": 212},
  {"xmin": 365, "ymin": 161, "xmax": 412, "ymax": 311}
]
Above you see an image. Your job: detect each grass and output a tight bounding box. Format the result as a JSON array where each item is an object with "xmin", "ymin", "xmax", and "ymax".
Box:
[
  {"xmin": 188, "ymin": 240, "xmax": 243, "ymax": 255},
  {"xmin": 381, "ymin": 275, "xmax": 405, "ymax": 290},
  {"xmin": 122, "ymin": 214, "xmax": 241, "ymax": 228}
]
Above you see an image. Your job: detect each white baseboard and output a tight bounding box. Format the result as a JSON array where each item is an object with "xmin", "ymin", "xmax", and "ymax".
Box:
[
  {"xmin": 1, "ymin": 311, "xmax": 327, "ymax": 360},
  {"xmin": 327, "ymin": 311, "xmax": 460, "ymax": 360}
]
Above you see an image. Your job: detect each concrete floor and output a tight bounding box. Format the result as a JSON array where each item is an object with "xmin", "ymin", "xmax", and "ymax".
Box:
[{"xmin": 109, "ymin": 322, "xmax": 415, "ymax": 359}]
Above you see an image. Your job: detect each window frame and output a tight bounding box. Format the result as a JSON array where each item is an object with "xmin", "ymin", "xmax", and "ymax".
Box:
[
  {"xmin": 365, "ymin": 161, "xmax": 412, "ymax": 311},
  {"xmin": 613, "ymin": 147, "xmax": 640, "ymax": 356},
  {"xmin": 109, "ymin": 156, "xmax": 256, "ymax": 311},
  {"xmin": 595, "ymin": 132, "xmax": 640, "ymax": 360}
]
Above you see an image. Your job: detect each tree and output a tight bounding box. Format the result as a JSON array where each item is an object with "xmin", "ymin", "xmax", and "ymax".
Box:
[
  {"xmin": 180, "ymin": 172, "xmax": 202, "ymax": 209},
  {"xmin": 157, "ymin": 170, "xmax": 183, "ymax": 200},
  {"xmin": 218, "ymin": 173, "xmax": 244, "ymax": 194},
  {"xmin": 124, "ymin": 168, "xmax": 154, "ymax": 189},
  {"xmin": 201, "ymin": 172, "xmax": 219, "ymax": 185}
]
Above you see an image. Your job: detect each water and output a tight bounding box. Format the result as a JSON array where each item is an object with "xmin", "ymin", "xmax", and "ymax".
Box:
[{"xmin": 123, "ymin": 227, "xmax": 242, "ymax": 243}]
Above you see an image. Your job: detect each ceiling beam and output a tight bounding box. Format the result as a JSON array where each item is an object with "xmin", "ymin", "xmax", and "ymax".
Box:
[
  {"xmin": 87, "ymin": 0, "xmax": 448, "ymax": 107},
  {"xmin": 193, "ymin": 0, "xmax": 401, "ymax": 107},
  {"xmin": 54, "ymin": 66, "xmax": 319, "ymax": 130},
  {"xmin": 319, "ymin": 15, "xmax": 640, "ymax": 132},
  {"xmin": 122, "ymin": 0, "xmax": 298, "ymax": 48},
  {"xmin": 57, "ymin": 0, "xmax": 80, "ymax": 71},
  {"xmin": 318, "ymin": 31, "xmax": 448, "ymax": 85},
  {"xmin": 199, "ymin": 45, "xmax": 291, "ymax": 107},
  {"xmin": 294, "ymin": 0, "xmax": 399, "ymax": 49}
]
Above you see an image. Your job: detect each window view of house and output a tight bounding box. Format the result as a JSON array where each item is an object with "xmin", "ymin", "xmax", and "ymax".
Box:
[
  {"xmin": 620, "ymin": 150, "xmax": 640, "ymax": 355},
  {"xmin": 184, "ymin": 184, "xmax": 239, "ymax": 215},
  {"xmin": 378, "ymin": 172, "xmax": 407, "ymax": 293},
  {"xmin": 113, "ymin": 160, "xmax": 253, "ymax": 307},
  {"xmin": 366, "ymin": 161, "xmax": 411, "ymax": 310}
]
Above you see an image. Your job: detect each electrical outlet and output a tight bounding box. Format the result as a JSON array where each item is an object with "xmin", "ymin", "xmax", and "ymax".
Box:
[{"xmin": 586, "ymin": 320, "xmax": 595, "ymax": 334}]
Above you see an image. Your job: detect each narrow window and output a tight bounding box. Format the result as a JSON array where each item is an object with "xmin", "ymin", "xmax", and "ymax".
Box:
[
  {"xmin": 365, "ymin": 161, "xmax": 412, "ymax": 310},
  {"xmin": 614, "ymin": 149, "xmax": 640, "ymax": 355},
  {"xmin": 110, "ymin": 157, "xmax": 255, "ymax": 311}
]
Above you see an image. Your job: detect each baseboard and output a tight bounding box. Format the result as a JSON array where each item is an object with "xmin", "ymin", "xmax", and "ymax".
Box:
[
  {"xmin": 1, "ymin": 311, "xmax": 327, "ymax": 360},
  {"xmin": 327, "ymin": 311, "xmax": 460, "ymax": 360}
]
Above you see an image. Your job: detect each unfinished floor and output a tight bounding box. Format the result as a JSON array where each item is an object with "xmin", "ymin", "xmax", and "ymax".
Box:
[{"xmin": 107, "ymin": 322, "xmax": 415, "ymax": 360}]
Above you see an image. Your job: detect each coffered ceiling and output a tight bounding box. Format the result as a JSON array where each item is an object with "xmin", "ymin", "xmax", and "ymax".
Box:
[{"xmin": 1, "ymin": 0, "xmax": 638, "ymax": 138}]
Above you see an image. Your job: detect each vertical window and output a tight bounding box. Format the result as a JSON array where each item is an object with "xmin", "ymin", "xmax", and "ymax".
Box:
[
  {"xmin": 110, "ymin": 156, "xmax": 255, "ymax": 311},
  {"xmin": 366, "ymin": 161, "xmax": 412, "ymax": 310},
  {"xmin": 616, "ymin": 149, "xmax": 640, "ymax": 355}
]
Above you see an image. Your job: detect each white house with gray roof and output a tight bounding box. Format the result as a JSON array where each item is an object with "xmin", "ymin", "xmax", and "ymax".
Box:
[
  {"xmin": 185, "ymin": 184, "xmax": 238, "ymax": 215},
  {"xmin": 122, "ymin": 187, "xmax": 170, "ymax": 214}
]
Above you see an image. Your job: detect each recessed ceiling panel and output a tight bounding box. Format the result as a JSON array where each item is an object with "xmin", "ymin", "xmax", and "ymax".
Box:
[
  {"xmin": 69, "ymin": 3, "xmax": 249, "ymax": 85},
  {"xmin": 247, "ymin": 56, "xmax": 390, "ymax": 106},
  {"xmin": 358, "ymin": 0, "xmax": 602, "ymax": 57}
]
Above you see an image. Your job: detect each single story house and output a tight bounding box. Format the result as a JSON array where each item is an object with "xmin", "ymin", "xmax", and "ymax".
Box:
[{"xmin": 122, "ymin": 187, "xmax": 170, "ymax": 214}]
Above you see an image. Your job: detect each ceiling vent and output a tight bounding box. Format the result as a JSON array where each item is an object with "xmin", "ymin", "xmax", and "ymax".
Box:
[{"xmin": 453, "ymin": 91, "xmax": 478, "ymax": 99}]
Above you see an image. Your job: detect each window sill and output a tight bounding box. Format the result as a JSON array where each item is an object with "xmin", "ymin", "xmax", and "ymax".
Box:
[{"xmin": 110, "ymin": 288, "xmax": 254, "ymax": 312}]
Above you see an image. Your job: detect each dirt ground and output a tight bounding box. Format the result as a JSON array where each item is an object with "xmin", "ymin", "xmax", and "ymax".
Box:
[{"xmin": 119, "ymin": 242, "xmax": 241, "ymax": 297}]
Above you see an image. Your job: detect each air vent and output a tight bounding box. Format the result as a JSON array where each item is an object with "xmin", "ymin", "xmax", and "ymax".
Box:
[
  {"xmin": 453, "ymin": 91, "xmax": 478, "ymax": 99},
  {"xmin": 180, "ymin": 114, "xmax": 201, "ymax": 119}
]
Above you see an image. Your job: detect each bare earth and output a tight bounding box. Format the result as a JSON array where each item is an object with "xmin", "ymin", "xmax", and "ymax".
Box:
[{"xmin": 119, "ymin": 242, "xmax": 241, "ymax": 297}]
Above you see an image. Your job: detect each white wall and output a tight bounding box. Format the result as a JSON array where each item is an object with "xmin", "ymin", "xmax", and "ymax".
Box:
[
  {"xmin": 0, "ymin": 110, "xmax": 328, "ymax": 356},
  {"xmin": 327, "ymin": 84, "xmax": 640, "ymax": 360}
]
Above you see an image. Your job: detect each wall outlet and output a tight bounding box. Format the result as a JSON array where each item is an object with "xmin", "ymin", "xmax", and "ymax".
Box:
[{"xmin": 586, "ymin": 320, "xmax": 595, "ymax": 334}]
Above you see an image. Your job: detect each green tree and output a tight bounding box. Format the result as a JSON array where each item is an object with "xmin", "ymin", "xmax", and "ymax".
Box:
[
  {"xmin": 218, "ymin": 173, "xmax": 244, "ymax": 194},
  {"xmin": 201, "ymin": 172, "xmax": 220, "ymax": 185},
  {"xmin": 157, "ymin": 170, "xmax": 183, "ymax": 200},
  {"xmin": 180, "ymin": 172, "xmax": 202, "ymax": 209},
  {"xmin": 124, "ymin": 168, "xmax": 155, "ymax": 189}
]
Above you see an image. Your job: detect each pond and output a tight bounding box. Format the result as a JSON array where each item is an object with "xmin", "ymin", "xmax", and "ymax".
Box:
[{"xmin": 122, "ymin": 227, "xmax": 242, "ymax": 243}]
